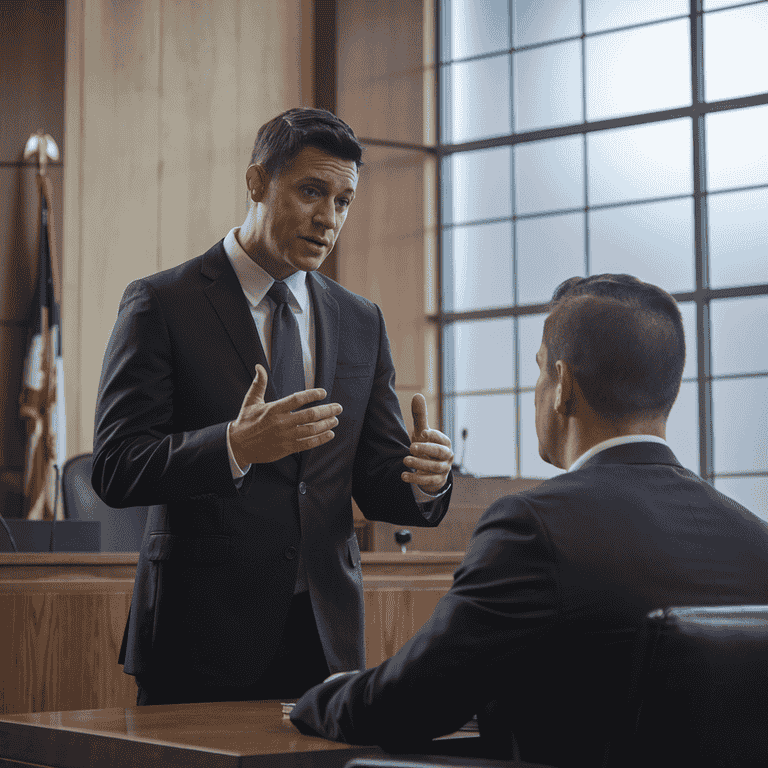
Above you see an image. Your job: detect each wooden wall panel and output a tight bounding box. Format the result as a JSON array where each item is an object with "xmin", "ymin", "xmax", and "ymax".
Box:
[
  {"xmin": 337, "ymin": 0, "xmax": 427, "ymax": 146},
  {"xmin": 0, "ymin": 1, "xmax": 65, "ymax": 165},
  {"xmin": 336, "ymin": 0, "xmax": 439, "ymax": 459},
  {"xmin": 63, "ymin": 0, "xmax": 310, "ymax": 457}
]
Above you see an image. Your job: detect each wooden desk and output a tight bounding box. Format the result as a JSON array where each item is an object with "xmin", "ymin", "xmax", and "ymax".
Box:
[
  {"xmin": 0, "ymin": 552, "xmax": 462, "ymax": 715},
  {"xmin": 0, "ymin": 700, "xmax": 552, "ymax": 768}
]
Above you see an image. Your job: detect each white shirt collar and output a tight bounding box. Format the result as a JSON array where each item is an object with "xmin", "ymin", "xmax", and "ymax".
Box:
[
  {"xmin": 568, "ymin": 434, "xmax": 670, "ymax": 473},
  {"xmin": 223, "ymin": 227, "xmax": 309, "ymax": 314}
]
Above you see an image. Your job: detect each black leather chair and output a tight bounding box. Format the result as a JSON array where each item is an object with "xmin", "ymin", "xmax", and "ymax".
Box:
[
  {"xmin": 606, "ymin": 605, "xmax": 768, "ymax": 768},
  {"xmin": 61, "ymin": 453, "xmax": 148, "ymax": 552}
]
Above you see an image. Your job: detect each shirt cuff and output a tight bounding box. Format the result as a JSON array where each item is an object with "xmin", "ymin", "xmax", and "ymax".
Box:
[
  {"xmin": 410, "ymin": 475, "xmax": 451, "ymax": 503},
  {"xmin": 227, "ymin": 422, "xmax": 251, "ymax": 482}
]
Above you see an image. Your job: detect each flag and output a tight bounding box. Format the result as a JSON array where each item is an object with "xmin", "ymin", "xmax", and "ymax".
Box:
[{"xmin": 19, "ymin": 174, "xmax": 66, "ymax": 520}]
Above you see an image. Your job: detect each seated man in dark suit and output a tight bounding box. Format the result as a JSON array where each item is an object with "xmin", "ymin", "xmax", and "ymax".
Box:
[{"xmin": 290, "ymin": 273, "xmax": 768, "ymax": 768}]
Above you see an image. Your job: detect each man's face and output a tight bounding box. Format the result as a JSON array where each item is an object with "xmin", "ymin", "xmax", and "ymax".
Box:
[
  {"xmin": 534, "ymin": 340, "xmax": 559, "ymax": 467},
  {"xmin": 252, "ymin": 146, "xmax": 358, "ymax": 280}
]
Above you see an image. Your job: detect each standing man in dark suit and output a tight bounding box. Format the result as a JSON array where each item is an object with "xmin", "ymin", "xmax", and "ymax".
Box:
[
  {"xmin": 92, "ymin": 108, "xmax": 454, "ymax": 706},
  {"xmin": 291, "ymin": 274, "xmax": 768, "ymax": 767}
]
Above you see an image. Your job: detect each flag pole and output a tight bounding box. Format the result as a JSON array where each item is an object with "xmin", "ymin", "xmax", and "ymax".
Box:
[{"xmin": 21, "ymin": 132, "xmax": 65, "ymax": 521}]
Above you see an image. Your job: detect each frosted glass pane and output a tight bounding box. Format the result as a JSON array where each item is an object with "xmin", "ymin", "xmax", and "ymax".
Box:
[
  {"xmin": 514, "ymin": 40, "xmax": 582, "ymax": 132},
  {"xmin": 705, "ymin": 5, "xmax": 768, "ymax": 102},
  {"xmin": 519, "ymin": 313, "xmax": 548, "ymax": 388},
  {"xmin": 709, "ymin": 189, "xmax": 768, "ymax": 289},
  {"xmin": 705, "ymin": 0, "xmax": 756, "ymax": 8},
  {"xmin": 448, "ymin": 394, "xmax": 516, "ymax": 476},
  {"xmin": 586, "ymin": 0, "xmax": 689, "ymax": 33},
  {"xmin": 714, "ymin": 477, "xmax": 768, "ymax": 524},
  {"xmin": 712, "ymin": 378, "xmax": 768, "ymax": 473},
  {"xmin": 520, "ymin": 390, "xmax": 568, "ymax": 478},
  {"xmin": 586, "ymin": 20, "xmax": 691, "ymax": 121},
  {"xmin": 516, "ymin": 212, "xmax": 585, "ymax": 304},
  {"xmin": 665, "ymin": 380, "xmax": 700, "ymax": 473},
  {"xmin": 515, "ymin": 135, "xmax": 584, "ymax": 214},
  {"xmin": 589, "ymin": 199, "xmax": 695, "ymax": 294},
  {"xmin": 446, "ymin": 147, "xmax": 512, "ymax": 224},
  {"xmin": 443, "ymin": 221, "xmax": 514, "ymax": 311},
  {"xmin": 442, "ymin": 56, "xmax": 512, "ymax": 143},
  {"xmin": 442, "ymin": 0, "xmax": 511, "ymax": 61},
  {"xmin": 514, "ymin": 0, "xmax": 580, "ymax": 47},
  {"xmin": 710, "ymin": 296, "xmax": 768, "ymax": 376},
  {"xmin": 678, "ymin": 301, "xmax": 697, "ymax": 382},
  {"xmin": 707, "ymin": 105, "xmax": 768, "ymax": 191},
  {"xmin": 444, "ymin": 318, "xmax": 515, "ymax": 392},
  {"xmin": 587, "ymin": 119, "xmax": 692, "ymax": 206}
]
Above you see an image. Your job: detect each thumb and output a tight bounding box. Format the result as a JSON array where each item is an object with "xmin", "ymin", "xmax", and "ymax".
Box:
[
  {"xmin": 411, "ymin": 393, "xmax": 429, "ymax": 439},
  {"xmin": 243, "ymin": 364, "xmax": 268, "ymax": 407}
]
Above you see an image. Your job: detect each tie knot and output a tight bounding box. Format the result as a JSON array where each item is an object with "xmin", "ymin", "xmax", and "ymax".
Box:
[{"xmin": 268, "ymin": 280, "xmax": 291, "ymax": 306}]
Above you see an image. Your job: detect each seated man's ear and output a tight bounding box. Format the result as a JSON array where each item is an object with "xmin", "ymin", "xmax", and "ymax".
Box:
[
  {"xmin": 246, "ymin": 164, "xmax": 269, "ymax": 203},
  {"xmin": 554, "ymin": 361, "xmax": 575, "ymax": 417}
]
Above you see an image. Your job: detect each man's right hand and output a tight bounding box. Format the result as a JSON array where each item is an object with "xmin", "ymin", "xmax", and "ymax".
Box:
[{"xmin": 229, "ymin": 364, "xmax": 342, "ymax": 466}]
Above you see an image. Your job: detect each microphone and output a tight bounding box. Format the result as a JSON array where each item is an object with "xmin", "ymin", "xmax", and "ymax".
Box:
[{"xmin": 453, "ymin": 428, "xmax": 472, "ymax": 476}]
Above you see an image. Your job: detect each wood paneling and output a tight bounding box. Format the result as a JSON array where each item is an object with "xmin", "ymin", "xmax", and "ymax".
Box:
[
  {"xmin": 0, "ymin": 1, "xmax": 65, "ymax": 165},
  {"xmin": 336, "ymin": 0, "xmax": 439, "ymax": 453},
  {"xmin": 0, "ymin": 552, "xmax": 457, "ymax": 714}
]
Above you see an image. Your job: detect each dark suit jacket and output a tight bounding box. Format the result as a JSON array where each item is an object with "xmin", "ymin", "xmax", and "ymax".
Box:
[
  {"xmin": 291, "ymin": 442, "xmax": 768, "ymax": 767},
  {"xmin": 91, "ymin": 240, "xmax": 451, "ymax": 686}
]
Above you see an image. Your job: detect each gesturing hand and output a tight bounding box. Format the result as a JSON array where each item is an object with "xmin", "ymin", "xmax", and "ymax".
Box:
[
  {"xmin": 401, "ymin": 393, "xmax": 454, "ymax": 494},
  {"xmin": 229, "ymin": 365, "xmax": 343, "ymax": 466}
]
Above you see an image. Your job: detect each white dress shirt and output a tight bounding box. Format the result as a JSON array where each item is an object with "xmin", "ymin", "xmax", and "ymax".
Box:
[{"xmin": 568, "ymin": 434, "xmax": 670, "ymax": 473}]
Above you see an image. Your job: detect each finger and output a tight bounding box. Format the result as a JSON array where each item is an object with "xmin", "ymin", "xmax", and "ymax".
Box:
[
  {"xmin": 278, "ymin": 388, "xmax": 332, "ymax": 412},
  {"xmin": 409, "ymin": 441, "xmax": 454, "ymax": 461},
  {"xmin": 419, "ymin": 429, "xmax": 452, "ymax": 448},
  {"xmin": 242, "ymin": 364, "xmax": 268, "ymax": 408},
  {"xmin": 296, "ymin": 429, "xmax": 336, "ymax": 450},
  {"xmin": 289, "ymin": 403, "xmax": 343, "ymax": 425},
  {"xmin": 404, "ymin": 455, "xmax": 451, "ymax": 474},
  {"xmin": 296, "ymin": 415, "xmax": 340, "ymax": 438},
  {"xmin": 401, "ymin": 471, "xmax": 446, "ymax": 487},
  {"xmin": 411, "ymin": 393, "xmax": 429, "ymax": 439}
]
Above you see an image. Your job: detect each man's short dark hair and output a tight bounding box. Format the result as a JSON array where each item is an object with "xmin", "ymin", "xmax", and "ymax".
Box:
[
  {"xmin": 543, "ymin": 274, "xmax": 686, "ymax": 420},
  {"xmin": 250, "ymin": 108, "xmax": 364, "ymax": 176}
]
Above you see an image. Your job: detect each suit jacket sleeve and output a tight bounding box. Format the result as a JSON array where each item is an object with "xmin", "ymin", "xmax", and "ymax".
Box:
[
  {"xmin": 351, "ymin": 304, "xmax": 451, "ymax": 528},
  {"xmin": 290, "ymin": 496, "xmax": 559, "ymax": 750},
  {"xmin": 92, "ymin": 279, "xmax": 246, "ymax": 507}
]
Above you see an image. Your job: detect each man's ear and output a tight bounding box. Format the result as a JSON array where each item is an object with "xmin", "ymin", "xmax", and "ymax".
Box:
[
  {"xmin": 246, "ymin": 164, "xmax": 269, "ymax": 203},
  {"xmin": 554, "ymin": 361, "xmax": 574, "ymax": 416}
]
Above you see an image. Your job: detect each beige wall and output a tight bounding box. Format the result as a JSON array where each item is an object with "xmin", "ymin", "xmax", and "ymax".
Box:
[
  {"xmin": 336, "ymin": 0, "xmax": 439, "ymax": 434},
  {"xmin": 63, "ymin": 0, "xmax": 313, "ymax": 457}
]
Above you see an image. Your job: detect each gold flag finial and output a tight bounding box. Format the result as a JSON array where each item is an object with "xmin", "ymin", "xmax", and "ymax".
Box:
[{"xmin": 24, "ymin": 131, "xmax": 60, "ymax": 176}]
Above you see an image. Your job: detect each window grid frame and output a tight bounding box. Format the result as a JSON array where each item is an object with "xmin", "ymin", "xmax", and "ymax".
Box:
[{"xmin": 358, "ymin": 0, "xmax": 768, "ymax": 484}]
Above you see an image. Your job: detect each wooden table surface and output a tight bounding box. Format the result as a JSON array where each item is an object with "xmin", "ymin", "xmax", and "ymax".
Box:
[{"xmin": 0, "ymin": 700, "xmax": 556, "ymax": 768}]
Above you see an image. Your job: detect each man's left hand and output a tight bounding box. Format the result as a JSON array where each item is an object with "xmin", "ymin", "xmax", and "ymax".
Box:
[{"xmin": 401, "ymin": 394, "xmax": 454, "ymax": 494}]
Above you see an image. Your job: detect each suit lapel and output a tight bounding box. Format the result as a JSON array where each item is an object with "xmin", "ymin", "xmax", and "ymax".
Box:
[
  {"xmin": 201, "ymin": 241, "xmax": 278, "ymax": 401},
  {"xmin": 309, "ymin": 271, "xmax": 339, "ymax": 398},
  {"xmin": 297, "ymin": 272, "xmax": 339, "ymax": 477}
]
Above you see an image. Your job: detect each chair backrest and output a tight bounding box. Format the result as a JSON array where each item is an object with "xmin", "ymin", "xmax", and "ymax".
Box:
[
  {"xmin": 61, "ymin": 453, "xmax": 148, "ymax": 552},
  {"xmin": 607, "ymin": 605, "xmax": 768, "ymax": 768}
]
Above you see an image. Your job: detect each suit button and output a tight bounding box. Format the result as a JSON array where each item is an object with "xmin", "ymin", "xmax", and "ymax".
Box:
[
  {"xmin": 298, "ymin": 482, "xmax": 307, "ymax": 495},
  {"xmin": 285, "ymin": 546, "xmax": 297, "ymax": 560}
]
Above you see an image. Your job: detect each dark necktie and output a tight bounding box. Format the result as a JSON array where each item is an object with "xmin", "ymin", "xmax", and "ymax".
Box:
[{"xmin": 267, "ymin": 281, "xmax": 305, "ymax": 399}]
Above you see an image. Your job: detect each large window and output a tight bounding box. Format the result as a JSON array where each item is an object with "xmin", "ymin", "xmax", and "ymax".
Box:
[{"xmin": 434, "ymin": 0, "xmax": 768, "ymax": 519}]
